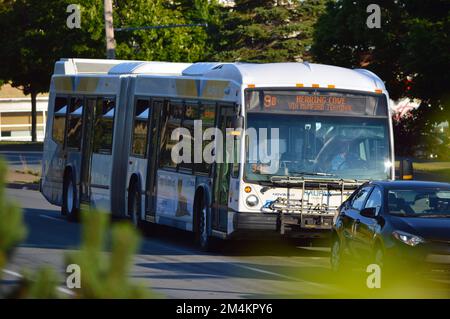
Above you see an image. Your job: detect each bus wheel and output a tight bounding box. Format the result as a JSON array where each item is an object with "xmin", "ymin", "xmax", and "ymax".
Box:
[
  {"xmin": 195, "ymin": 195, "xmax": 211, "ymax": 251},
  {"xmin": 62, "ymin": 173, "xmax": 78, "ymax": 222},
  {"xmin": 129, "ymin": 186, "xmax": 142, "ymax": 230}
]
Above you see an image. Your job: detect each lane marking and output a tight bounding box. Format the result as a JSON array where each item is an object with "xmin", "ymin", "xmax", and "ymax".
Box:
[
  {"xmin": 137, "ymin": 241, "xmax": 327, "ymax": 288},
  {"xmin": 2, "ymin": 269, "xmax": 22, "ymax": 278},
  {"xmin": 39, "ymin": 214, "xmax": 63, "ymax": 222},
  {"xmin": 2, "ymin": 269, "xmax": 75, "ymax": 296}
]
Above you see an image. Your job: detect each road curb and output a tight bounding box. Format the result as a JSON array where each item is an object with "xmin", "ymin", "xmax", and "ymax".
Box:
[{"xmin": 7, "ymin": 182, "xmax": 39, "ymax": 191}]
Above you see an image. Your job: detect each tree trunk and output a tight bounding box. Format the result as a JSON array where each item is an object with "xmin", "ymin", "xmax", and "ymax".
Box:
[{"xmin": 31, "ymin": 91, "xmax": 37, "ymax": 142}]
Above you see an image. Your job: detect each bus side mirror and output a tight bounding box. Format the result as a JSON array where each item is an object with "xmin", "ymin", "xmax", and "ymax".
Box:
[
  {"xmin": 399, "ymin": 159, "xmax": 414, "ymax": 180},
  {"xmin": 232, "ymin": 116, "xmax": 244, "ymax": 130}
]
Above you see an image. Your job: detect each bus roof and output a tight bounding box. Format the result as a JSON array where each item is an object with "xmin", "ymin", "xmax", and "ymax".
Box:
[{"xmin": 54, "ymin": 58, "xmax": 386, "ymax": 94}]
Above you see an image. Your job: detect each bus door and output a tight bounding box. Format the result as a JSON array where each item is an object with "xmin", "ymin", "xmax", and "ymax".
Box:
[
  {"xmin": 79, "ymin": 98, "xmax": 96, "ymax": 204},
  {"xmin": 145, "ymin": 99, "xmax": 163, "ymax": 220},
  {"xmin": 211, "ymin": 104, "xmax": 235, "ymax": 231}
]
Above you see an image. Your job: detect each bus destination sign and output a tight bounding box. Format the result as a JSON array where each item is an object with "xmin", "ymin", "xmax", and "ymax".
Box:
[
  {"xmin": 246, "ymin": 90, "xmax": 386, "ymax": 116},
  {"xmin": 263, "ymin": 94, "xmax": 366, "ymax": 113}
]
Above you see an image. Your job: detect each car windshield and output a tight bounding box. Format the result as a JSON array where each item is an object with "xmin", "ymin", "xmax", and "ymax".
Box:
[
  {"xmin": 244, "ymin": 113, "xmax": 392, "ymax": 182},
  {"xmin": 388, "ymin": 188, "xmax": 450, "ymax": 217}
]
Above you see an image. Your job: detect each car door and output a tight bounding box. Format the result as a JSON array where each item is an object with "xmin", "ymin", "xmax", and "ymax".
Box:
[
  {"xmin": 353, "ymin": 186, "xmax": 383, "ymax": 262},
  {"xmin": 343, "ymin": 186, "xmax": 373, "ymax": 260}
]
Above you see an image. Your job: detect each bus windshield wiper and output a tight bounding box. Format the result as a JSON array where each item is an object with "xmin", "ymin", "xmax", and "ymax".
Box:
[{"xmin": 290, "ymin": 171, "xmax": 336, "ymax": 177}]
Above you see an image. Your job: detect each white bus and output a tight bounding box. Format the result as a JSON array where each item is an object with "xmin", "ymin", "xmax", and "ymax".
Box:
[{"xmin": 41, "ymin": 58, "xmax": 395, "ymax": 249}]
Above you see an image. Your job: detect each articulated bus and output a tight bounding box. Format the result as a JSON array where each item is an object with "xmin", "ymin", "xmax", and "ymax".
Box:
[{"xmin": 41, "ymin": 58, "xmax": 394, "ymax": 249}]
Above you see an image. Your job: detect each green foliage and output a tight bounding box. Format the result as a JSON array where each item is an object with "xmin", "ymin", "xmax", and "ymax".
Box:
[
  {"xmin": 66, "ymin": 208, "xmax": 151, "ymax": 298},
  {"xmin": 312, "ymin": 0, "xmax": 450, "ymax": 118},
  {"xmin": 211, "ymin": 0, "xmax": 327, "ymax": 62},
  {"xmin": 0, "ymin": 158, "xmax": 27, "ymax": 270},
  {"xmin": 7, "ymin": 267, "xmax": 60, "ymax": 299},
  {"xmin": 0, "ymin": 0, "xmax": 103, "ymax": 95},
  {"xmin": 112, "ymin": 0, "xmax": 219, "ymax": 62},
  {"xmin": 312, "ymin": 0, "xmax": 450, "ymax": 157}
]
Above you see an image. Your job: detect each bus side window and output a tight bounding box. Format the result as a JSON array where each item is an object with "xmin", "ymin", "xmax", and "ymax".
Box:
[
  {"xmin": 159, "ymin": 100, "xmax": 183, "ymax": 169},
  {"xmin": 131, "ymin": 99, "xmax": 150, "ymax": 157},
  {"xmin": 194, "ymin": 103, "xmax": 216, "ymax": 175},
  {"xmin": 52, "ymin": 96, "xmax": 68, "ymax": 145},
  {"xmin": 179, "ymin": 101, "xmax": 200, "ymax": 172},
  {"xmin": 66, "ymin": 97, "xmax": 84, "ymax": 150},
  {"xmin": 93, "ymin": 97, "xmax": 115, "ymax": 154}
]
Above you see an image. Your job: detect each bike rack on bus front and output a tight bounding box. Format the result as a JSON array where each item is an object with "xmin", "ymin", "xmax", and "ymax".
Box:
[{"xmin": 268, "ymin": 176, "xmax": 361, "ymax": 234}]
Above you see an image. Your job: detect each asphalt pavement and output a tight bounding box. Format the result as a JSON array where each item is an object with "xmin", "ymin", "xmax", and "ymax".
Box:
[{"xmin": 2, "ymin": 187, "xmax": 336, "ymax": 298}]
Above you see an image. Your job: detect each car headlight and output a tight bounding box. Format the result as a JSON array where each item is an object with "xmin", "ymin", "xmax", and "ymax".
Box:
[
  {"xmin": 246, "ymin": 195, "xmax": 259, "ymax": 207},
  {"xmin": 392, "ymin": 230, "xmax": 425, "ymax": 247}
]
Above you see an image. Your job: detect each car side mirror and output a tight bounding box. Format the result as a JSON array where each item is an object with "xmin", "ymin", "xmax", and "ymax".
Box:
[
  {"xmin": 399, "ymin": 159, "xmax": 414, "ymax": 180},
  {"xmin": 360, "ymin": 207, "xmax": 377, "ymax": 218}
]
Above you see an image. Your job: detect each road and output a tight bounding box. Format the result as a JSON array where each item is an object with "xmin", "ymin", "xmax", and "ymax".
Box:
[
  {"xmin": 1, "ymin": 150, "xmax": 449, "ymax": 299},
  {"xmin": 0, "ymin": 150, "xmax": 42, "ymax": 173},
  {"xmin": 2, "ymin": 187, "xmax": 339, "ymax": 299}
]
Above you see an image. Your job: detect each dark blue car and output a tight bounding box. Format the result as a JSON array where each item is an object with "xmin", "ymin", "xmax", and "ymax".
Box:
[{"xmin": 331, "ymin": 180, "xmax": 450, "ymax": 274}]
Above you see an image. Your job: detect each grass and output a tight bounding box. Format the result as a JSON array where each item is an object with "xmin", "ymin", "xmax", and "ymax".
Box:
[
  {"xmin": 0, "ymin": 141, "xmax": 43, "ymax": 145},
  {"xmin": 15, "ymin": 169, "xmax": 40, "ymax": 177}
]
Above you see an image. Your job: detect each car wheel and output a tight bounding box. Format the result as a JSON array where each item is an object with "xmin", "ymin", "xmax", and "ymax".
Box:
[
  {"xmin": 62, "ymin": 173, "xmax": 78, "ymax": 222},
  {"xmin": 374, "ymin": 246, "xmax": 384, "ymax": 269},
  {"xmin": 330, "ymin": 237, "xmax": 343, "ymax": 273}
]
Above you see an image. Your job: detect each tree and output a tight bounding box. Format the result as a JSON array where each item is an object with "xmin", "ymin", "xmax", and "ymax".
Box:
[
  {"xmin": 0, "ymin": 0, "xmax": 219, "ymax": 142},
  {"xmin": 0, "ymin": 0, "xmax": 104, "ymax": 141},
  {"xmin": 211, "ymin": 0, "xmax": 327, "ymax": 63},
  {"xmin": 311, "ymin": 0, "xmax": 450, "ymax": 156},
  {"xmin": 112, "ymin": 0, "xmax": 219, "ymax": 62}
]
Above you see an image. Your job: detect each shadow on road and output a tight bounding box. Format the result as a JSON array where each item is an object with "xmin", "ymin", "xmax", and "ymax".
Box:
[{"xmin": 138, "ymin": 224, "xmax": 330, "ymax": 258}]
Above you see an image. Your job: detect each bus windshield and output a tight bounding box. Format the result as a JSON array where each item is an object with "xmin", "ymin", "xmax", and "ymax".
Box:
[{"xmin": 244, "ymin": 113, "xmax": 391, "ymax": 182}]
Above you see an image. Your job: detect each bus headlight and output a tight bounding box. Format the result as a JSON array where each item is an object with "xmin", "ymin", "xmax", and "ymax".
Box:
[{"xmin": 246, "ymin": 195, "xmax": 259, "ymax": 207}]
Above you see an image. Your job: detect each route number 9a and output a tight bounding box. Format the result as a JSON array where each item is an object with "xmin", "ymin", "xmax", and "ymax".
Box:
[{"xmin": 264, "ymin": 95, "xmax": 277, "ymax": 108}]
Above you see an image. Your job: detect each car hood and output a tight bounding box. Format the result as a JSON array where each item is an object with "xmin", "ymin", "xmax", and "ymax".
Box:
[{"xmin": 390, "ymin": 216, "xmax": 450, "ymax": 242}]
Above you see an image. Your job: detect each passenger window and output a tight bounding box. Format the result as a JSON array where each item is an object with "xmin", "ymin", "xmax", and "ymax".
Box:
[
  {"xmin": 194, "ymin": 103, "xmax": 216, "ymax": 174},
  {"xmin": 365, "ymin": 187, "xmax": 383, "ymax": 215},
  {"xmin": 66, "ymin": 97, "xmax": 84, "ymax": 149},
  {"xmin": 351, "ymin": 186, "xmax": 372, "ymax": 210},
  {"xmin": 93, "ymin": 98, "xmax": 115, "ymax": 154},
  {"xmin": 52, "ymin": 97, "xmax": 68, "ymax": 145},
  {"xmin": 131, "ymin": 99, "xmax": 150, "ymax": 157},
  {"xmin": 179, "ymin": 102, "xmax": 200, "ymax": 171},
  {"xmin": 159, "ymin": 101, "xmax": 183, "ymax": 169}
]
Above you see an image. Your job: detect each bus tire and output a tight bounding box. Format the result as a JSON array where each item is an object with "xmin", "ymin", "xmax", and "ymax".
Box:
[
  {"xmin": 128, "ymin": 184, "xmax": 143, "ymax": 230},
  {"xmin": 62, "ymin": 172, "xmax": 79, "ymax": 222},
  {"xmin": 195, "ymin": 193, "xmax": 211, "ymax": 251}
]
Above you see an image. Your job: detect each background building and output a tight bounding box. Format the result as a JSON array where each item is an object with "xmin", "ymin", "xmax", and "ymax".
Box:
[{"xmin": 0, "ymin": 84, "xmax": 48, "ymax": 141}]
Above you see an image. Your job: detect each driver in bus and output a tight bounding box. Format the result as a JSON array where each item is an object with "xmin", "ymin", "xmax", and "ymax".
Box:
[{"xmin": 330, "ymin": 140, "xmax": 363, "ymax": 171}]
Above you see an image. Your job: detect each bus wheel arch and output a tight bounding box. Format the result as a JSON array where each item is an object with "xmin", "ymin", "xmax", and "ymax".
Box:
[{"xmin": 62, "ymin": 166, "xmax": 79, "ymax": 221}]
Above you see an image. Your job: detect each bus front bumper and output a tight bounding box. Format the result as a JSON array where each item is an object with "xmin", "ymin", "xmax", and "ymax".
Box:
[{"xmin": 227, "ymin": 212, "xmax": 334, "ymax": 239}]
